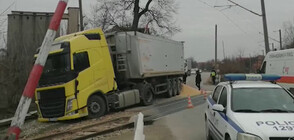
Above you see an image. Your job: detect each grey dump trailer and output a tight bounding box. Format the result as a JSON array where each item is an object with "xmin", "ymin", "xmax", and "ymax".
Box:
[{"xmin": 106, "ymin": 31, "xmax": 184, "ymax": 106}]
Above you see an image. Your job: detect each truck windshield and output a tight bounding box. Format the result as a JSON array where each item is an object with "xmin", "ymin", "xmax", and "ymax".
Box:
[
  {"xmin": 232, "ymin": 88, "xmax": 294, "ymax": 113},
  {"xmin": 42, "ymin": 53, "xmax": 70, "ymax": 77}
]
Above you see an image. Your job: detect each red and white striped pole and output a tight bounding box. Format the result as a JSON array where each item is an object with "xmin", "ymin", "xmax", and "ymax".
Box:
[{"xmin": 6, "ymin": 0, "xmax": 68, "ymax": 139}]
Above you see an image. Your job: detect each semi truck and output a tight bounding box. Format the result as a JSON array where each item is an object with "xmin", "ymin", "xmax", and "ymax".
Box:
[
  {"xmin": 260, "ymin": 49, "xmax": 294, "ymax": 94},
  {"xmin": 34, "ymin": 28, "xmax": 184, "ymax": 121}
]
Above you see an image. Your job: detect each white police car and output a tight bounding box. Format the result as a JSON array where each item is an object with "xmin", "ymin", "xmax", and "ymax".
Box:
[{"xmin": 205, "ymin": 74, "xmax": 294, "ymax": 140}]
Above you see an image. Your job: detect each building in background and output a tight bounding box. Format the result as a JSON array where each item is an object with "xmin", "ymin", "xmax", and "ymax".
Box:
[{"xmin": 0, "ymin": 7, "xmax": 80, "ymax": 110}]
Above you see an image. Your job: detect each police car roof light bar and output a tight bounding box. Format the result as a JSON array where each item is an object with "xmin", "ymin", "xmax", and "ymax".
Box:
[{"xmin": 224, "ymin": 74, "xmax": 281, "ymax": 81}]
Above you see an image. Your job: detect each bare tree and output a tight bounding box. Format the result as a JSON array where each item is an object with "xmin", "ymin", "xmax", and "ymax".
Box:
[
  {"xmin": 283, "ymin": 21, "xmax": 294, "ymax": 49},
  {"xmin": 237, "ymin": 48, "xmax": 245, "ymax": 58},
  {"xmin": 87, "ymin": 0, "xmax": 180, "ymax": 36}
]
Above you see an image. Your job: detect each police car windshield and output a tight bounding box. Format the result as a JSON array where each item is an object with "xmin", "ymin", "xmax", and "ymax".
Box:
[{"xmin": 232, "ymin": 88, "xmax": 294, "ymax": 113}]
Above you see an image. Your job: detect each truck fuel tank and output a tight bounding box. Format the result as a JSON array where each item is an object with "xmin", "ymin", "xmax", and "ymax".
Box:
[{"xmin": 117, "ymin": 89, "xmax": 140, "ymax": 108}]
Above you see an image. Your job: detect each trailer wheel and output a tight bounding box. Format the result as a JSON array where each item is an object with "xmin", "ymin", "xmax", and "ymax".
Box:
[
  {"xmin": 137, "ymin": 83, "xmax": 154, "ymax": 106},
  {"xmin": 87, "ymin": 95, "xmax": 106, "ymax": 118},
  {"xmin": 176, "ymin": 78, "xmax": 182, "ymax": 95},
  {"xmin": 166, "ymin": 79, "xmax": 173, "ymax": 98},
  {"xmin": 172, "ymin": 79, "xmax": 177, "ymax": 96}
]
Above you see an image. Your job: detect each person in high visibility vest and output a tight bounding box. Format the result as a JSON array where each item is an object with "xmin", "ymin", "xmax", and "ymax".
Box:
[{"xmin": 211, "ymin": 69, "xmax": 216, "ymax": 85}]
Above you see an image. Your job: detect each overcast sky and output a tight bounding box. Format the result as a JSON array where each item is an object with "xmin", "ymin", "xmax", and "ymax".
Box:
[{"xmin": 1, "ymin": 0, "xmax": 294, "ymax": 62}]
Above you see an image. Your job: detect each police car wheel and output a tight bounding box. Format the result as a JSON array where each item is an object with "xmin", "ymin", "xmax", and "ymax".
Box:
[{"xmin": 205, "ymin": 118, "xmax": 213, "ymax": 140}]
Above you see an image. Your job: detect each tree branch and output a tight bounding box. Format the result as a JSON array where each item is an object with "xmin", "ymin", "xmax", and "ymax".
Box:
[{"xmin": 138, "ymin": 0, "xmax": 153, "ymax": 18}]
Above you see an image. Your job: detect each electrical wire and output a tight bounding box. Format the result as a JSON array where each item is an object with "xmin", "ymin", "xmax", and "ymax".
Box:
[
  {"xmin": 197, "ymin": 0, "xmax": 249, "ymax": 35},
  {"xmin": 0, "ymin": 1, "xmax": 16, "ymax": 16}
]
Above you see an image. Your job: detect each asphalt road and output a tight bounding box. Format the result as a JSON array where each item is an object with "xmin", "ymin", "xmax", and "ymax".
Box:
[{"xmin": 109, "ymin": 72, "xmax": 216, "ymax": 140}]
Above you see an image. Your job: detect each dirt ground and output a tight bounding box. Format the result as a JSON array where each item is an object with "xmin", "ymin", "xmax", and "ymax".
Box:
[{"xmin": 0, "ymin": 81, "xmax": 204, "ymax": 139}]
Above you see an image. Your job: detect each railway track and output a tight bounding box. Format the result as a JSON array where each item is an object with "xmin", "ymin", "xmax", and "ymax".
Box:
[
  {"xmin": 31, "ymin": 117, "xmax": 133, "ymax": 140},
  {"xmin": 26, "ymin": 94, "xmax": 206, "ymax": 140}
]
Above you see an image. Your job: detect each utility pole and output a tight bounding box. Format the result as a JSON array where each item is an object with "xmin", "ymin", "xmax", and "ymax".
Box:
[
  {"xmin": 227, "ymin": 0, "xmax": 270, "ymax": 54},
  {"xmin": 79, "ymin": 0, "xmax": 84, "ymax": 31},
  {"xmin": 222, "ymin": 41, "xmax": 225, "ymax": 59},
  {"xmin": 260, "ymin": 0, "xmax": 270, "ymax": 54},
  {"xmin": 215, "ymin": 24, "xmax": 217, "ymax": 67},
  {"xmin": 279, "ymin": 29, "xmax": 282, "ymax": 50}
]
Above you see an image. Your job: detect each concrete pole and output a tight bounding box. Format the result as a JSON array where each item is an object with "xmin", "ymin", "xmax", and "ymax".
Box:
[
  {"xmin": 215, "ymin": 24, "xmax": 217, "ymax": 67},
  {"xmin": 279, "ymin": 29, "xmax": 282, "ymax": 50},
  {"xmin": 6, "ymin": 0, "xmax": 68, "ymax": 139},
  {"xmin": 222, "ymin": 41, "xmax": 225, "ymax": 59},
  {"xmin": 260, "ymin": 0, "xmax": 270, "ymax": 54},
  {"xmin": 79, "ymin": 0, "xmax": 84, "ymax": 31}
]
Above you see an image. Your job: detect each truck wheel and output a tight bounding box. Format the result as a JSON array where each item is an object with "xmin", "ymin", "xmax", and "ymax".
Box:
[
  {"xmin": 87, "ymin": 95, "xmax": 106, "ymax": 118},
  {"xmin": 166, "ymin": 79, "xmax": 173, "ymax": 98},
  {"xmin": 172, "ymin": 79, "xmax": 177, "ymax": 96},
  {"xmin": 137, "ymin": 83, "xmax": 154, "ymax": 106},
  {"xmin": 176, "ymin": 78, "xmax": 182, "ymax": 95}
]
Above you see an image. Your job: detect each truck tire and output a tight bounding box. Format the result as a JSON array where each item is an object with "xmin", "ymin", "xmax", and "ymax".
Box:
[
  {"xmin": 137, "ymin": 83, "xmax": 154, "ymax": 106},
  {"xmin": 172, "ymin": 79, "xmax": 177, "ymax": 96},
  {"xmin": 87, "ymin": 95, "xmax": 106, "ymax": 118},
  {"xmin": 176, "ymin": 78, "xmax": 182, "ymax": 95},
  {"xmin": 166, "ymin": 79, "xmax": 173, "ymax": 98}
]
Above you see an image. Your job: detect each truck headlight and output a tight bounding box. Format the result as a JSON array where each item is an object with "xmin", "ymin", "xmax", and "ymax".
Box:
[
  {"xmin": 237, "ymin": 133, "xmax": 262, "ymax": 140},
  {"xmin": 67, "ymin": 98, "xmax": 74, "ymax": 111}
]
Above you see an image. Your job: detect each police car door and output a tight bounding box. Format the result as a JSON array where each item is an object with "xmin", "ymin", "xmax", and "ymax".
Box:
[
  {"xmin": 215, "ymin": 86, "xmax": 228, "ymax": 140},
  {"xmin": 208, "ymin": 85, "xmax": 223, "ymax": 140}
]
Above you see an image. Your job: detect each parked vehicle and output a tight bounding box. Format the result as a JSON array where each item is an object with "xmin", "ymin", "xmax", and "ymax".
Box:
[
  {"xmin": 205, "ymin": 74, "xmax": 294, "ymax": 140},
  {"xmin": 260, "ymin": 49, "xmax": 294, "ymax": 93},
  {"xmin": 34, "ymin": 28, "xmax": 184, "ymax": 121}
]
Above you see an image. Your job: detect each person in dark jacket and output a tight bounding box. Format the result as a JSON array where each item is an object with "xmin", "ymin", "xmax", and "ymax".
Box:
[{"xmin": 195, "ymin": 70, "xmax": 201, "ymax": 90}]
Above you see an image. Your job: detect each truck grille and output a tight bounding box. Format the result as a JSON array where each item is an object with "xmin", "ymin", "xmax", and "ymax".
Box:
[
  {"xmin": 270, "ymin": 137, "xmax": 292, "ymax": 140},
  {"xmin": 39, "ymin": 88, "xmax": 65, "ymax": 118}
]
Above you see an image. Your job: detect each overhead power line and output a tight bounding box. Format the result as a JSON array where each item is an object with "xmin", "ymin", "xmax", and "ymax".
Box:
[
  {"xmin": 226, "ymin": 0, "xmax": 270, "ymax": 54},
  {"xmin": 0, "ymin": 1, "xmax": 16, "ymax": 16},
  {"xmin": 197, "ymin": 0, "xmax": 249, "ymax": 35},
  {"xmin": 227, "ymin": 0, "xmax": 262, "ymax": 16},
  {"xmin": 259, "ymin": 32, "xmax": 280, "ymax": 43}
]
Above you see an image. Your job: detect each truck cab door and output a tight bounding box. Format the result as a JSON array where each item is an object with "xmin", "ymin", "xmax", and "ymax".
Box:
[{"xmin": 73, "ymin": 51, "xmax": 93, "ymax": 107}]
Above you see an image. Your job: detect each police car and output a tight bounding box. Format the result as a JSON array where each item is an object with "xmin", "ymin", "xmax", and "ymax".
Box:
[{"xmin": 205, "ymin": 74, "xmax": 294, "ymax": 140}]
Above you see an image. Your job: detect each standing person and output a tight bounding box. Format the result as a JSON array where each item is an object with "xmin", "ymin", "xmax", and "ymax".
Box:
[
  {"xmin": 195, "ymin": 70, "xmax": 201, "ymax": 90},
  {"xmin": 211, "ymin": 69, "xmax": 216, "ymax": 85}
]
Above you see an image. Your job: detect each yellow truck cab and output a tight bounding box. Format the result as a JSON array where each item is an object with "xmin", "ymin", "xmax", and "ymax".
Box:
[{"xmin": 35, "ymin": 28, "xmax": 184, "ymax": 121}]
